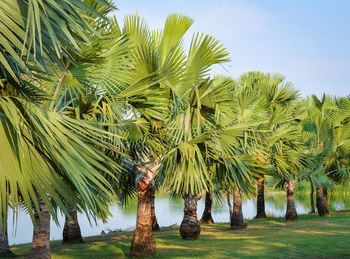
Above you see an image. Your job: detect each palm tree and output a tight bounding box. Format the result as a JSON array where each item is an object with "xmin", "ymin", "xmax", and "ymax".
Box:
[
  {"xmin": 114, "ymin": 12, "xmax": 232, "ymax": 256},
  {"xmin": 253, "ymin": 89, "xmax": 306, "ymax": 222},
  {"xmin": 199, "ymin": 191, "xmax": 215, "ymax": 224},
  {"xmin": 325, "ymin": 96, "xmax": 350, "ymax": 195},
  {"xmin": 62, "ymin": 204, "xmax": 83, "ymax": 243},
  {"xmin": 284, "ymin": 181, "xmax": 298, "ymax": 221},
  {"xmin": 51, "ymin": 11, "xmax": 188, "ymax": 256},
  {"xmin": 158, "ymin": 27, "xmax": 238, "ymax": 237},
  {"xmin": 0, "ymin": 1, "xmax": 126, "ymax": 258},
  {"xmin": 106, "ymin": 13, "xmax": 195, "ymax": 257},
  {"xmin": 269, "ymin": 120, "xmax": 307, "ymax": 221},
  {"xmin": 226, "ymin": 73, "xmax": 267, "ymax": 223},
  {"xmin": 303, "ymin": 95, "xmax": 350, "ymax": 216},
  {"xmin": 230, "ymin": 188, "xmax": 247, "ymax": 229},
  {"xmin": 162, "ymin": 73, "xmax": 269, "ymax": 235},
  {"xmin": 162, "ymin": 77, "xmax": 232, "ymax": 240},
  {"xmin": 36, "ymin": 2, "xmax": 132, "ymax": 243},
  {"xmin": 236, "ymin": 72, "xmax": 301, "ymax": 219},
  {"xmin": 303, "ymin": 95, "xmax": 332, "ymax": 216},
  {"xmin": 218, "ymin": 76, "xmax": 267, "ymax": 228}
]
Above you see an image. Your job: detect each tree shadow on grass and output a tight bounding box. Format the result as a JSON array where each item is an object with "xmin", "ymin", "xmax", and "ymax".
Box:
[{"xmin": 9, "ymin": 211, "xmax": 350, "ymax": 258}]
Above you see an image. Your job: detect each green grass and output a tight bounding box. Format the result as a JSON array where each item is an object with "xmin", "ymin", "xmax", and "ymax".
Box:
[{"xmin": 10, "ymin": 210, "xmax": 350, "ymax": 258}]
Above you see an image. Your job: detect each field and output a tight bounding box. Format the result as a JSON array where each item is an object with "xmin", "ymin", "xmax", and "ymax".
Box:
[{"xmin": 10, "ymin": 210, "xmax": 350, "ymax": 258}]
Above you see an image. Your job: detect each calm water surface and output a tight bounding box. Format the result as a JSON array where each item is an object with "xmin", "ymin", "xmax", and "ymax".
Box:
[{"xmin": 8, "ymin": 192, "xmax": 350, "ymax": 245}]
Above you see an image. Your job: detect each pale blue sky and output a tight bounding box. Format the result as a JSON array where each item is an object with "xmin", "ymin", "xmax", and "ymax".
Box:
[{"xmin": 113, "ymin": 0, "xmax": 350, "ymax": 97}]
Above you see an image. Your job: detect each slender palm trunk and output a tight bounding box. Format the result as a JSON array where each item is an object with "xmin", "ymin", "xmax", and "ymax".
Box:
[
  {"xmin": 0, "ymin": 216, "xmax": 12, "ymax": 257},
  {"xmin": 285, "ymin": 181, "xmax": 298, "ymax": 221},
  {"xmin": 227, "ymin": 194, "xmax": 233, "ymax": 220},
  {"xmin": 130, "ymin": 167, "xmax": 156, "ymax": 257},
  {"xmin": 150, "ymin": 187, "xmax": 159, "ymax": 231},
  {"xmin": 200, "ymin": 191, "xmax": 214, "ymax": 224},
  {"xmin": 180, "ymin": 194, "xmax": 201, "ymax": 240},
  {"xmin": 63, "ymin": 204, "xmax": 83, "ymax": 243},
  {"xmin": 255, "ymin": 177, "xmax": 267, "ymax": 218},
  {"xmin": 308, "ymin": 176, "xmax": 315, "ymax": 213},
  {"xmin": 29, "ymin": 194, "xmax": 51, "ymax": 259},
  {"xmin": 230, "ymin": 188, "xmax": 247, "ymax": 229},
  {"xmin": 316, "ymin": 186, "xmax": 329, "ymax": 216}
]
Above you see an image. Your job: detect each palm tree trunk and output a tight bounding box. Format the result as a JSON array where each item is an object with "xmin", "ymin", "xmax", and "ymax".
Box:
[
  {"xmin": 308, "ymin": 176, "xmax": 315, "ymax": 213},
  {"xmin": 150, "ymin": 187, "xmax": 159, "ymax": 231},
  {"xmin": 180, "ymin": 194, "xmax": 201, "ymax": 240},
  {"xmin": 200, "ymin": 191, "xmax": 214, "ymax": 224},
  {"xmin": 227, "ymin": 194, "xmax": 233, "ymax": 221},
  {"xmin": 29, "ymin": 193, "xmax": 51, "ymax": 259},
  {"xmin": 255, "ymin": 177, "xmax": 267, "ymax": 218},
  {"xmin": 316, "ymin": 186, "xmax": 329, "ymax": 216},
  {"xmin": 130, "ymin": 167, "xmax": 156, "ymax": 257},
  {"xmin": 0, "ymin": 230, "xmax": 11, "ymax": 257},
  {"xmin": 230, "ymin": 188, "xmax": 247, "ymax": 229},
  {"xmin": 63, "ymin": 204, "xmax": 83, "ymax": 243},
  {"xmin": 285, "ymin": 181, "xmax": 298, "ymax": 221},
  {"xmin": 323, "ymin": 188, "xmax": 329, "ymax": 210},
  {"xmin": 0, "ymin": 216, "xmax": 12, "ymax": 257}
]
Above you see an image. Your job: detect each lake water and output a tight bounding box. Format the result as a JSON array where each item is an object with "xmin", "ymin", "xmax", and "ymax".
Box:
[{"xmin": 8, "ymin": 192, "xmax": 350, "ymax": 245}]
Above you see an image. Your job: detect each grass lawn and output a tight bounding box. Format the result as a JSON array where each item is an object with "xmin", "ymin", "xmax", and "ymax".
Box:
[{"xmin": 10, "ymin": 210, "xmax": 350, "ymax": 258}]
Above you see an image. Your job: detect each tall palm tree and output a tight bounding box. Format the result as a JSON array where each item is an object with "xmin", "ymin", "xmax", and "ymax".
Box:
[
  {"xmin": 0, "ymin": 1, "xmax": 126, "ymax": 258},
  {"xmin": 114, "ymin": 11, "xmax": 241, "ymax": 256},
  {"xmin": 109, "ymin": 12, "xmax": 232, "ymax": 255},
  {"xmin": 106, "ymin": 13, "xmax": 195, "ymax": 257},
  {"xmin": 35, "ymin": 2, "xmax": 132, "ymax": 243}
]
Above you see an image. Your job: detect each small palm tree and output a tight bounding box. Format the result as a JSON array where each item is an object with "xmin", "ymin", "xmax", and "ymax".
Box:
[
  {"xmin": 303, "ymin": 94, "xmax": 350, "ymax": 216},
  {"xmin": 195, "ymin": 75, "xmax": 268, "ymax": 229},
  {"xmin": 235, "ymin": 72, "xmax": 302, "ymax": 219}
]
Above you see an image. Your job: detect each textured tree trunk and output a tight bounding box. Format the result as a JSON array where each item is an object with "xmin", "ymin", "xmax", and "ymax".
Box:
[
  {"xmin": 150, "ymin": 187, "xmax": 159, "ymax": 231},
  {"xmin": 0, "ymin": 216, "xmax": 12, "ymax": 257},
  {"xmin": 308, "ymin": 176, "xmax": 315, "ymax": 213},
  {"xmin": 255, "ymin": 177, "xmax": 267, "ymax": 218},
  {"xmin": 227, "ymin": 195, "xmax": 233, "ymax": 221},
  {"xmin": 63, "ymin": 204, "xmax": 83, "ymax": 243},
  {"xmin": 230, "ymin": 189, "xmax": 247, "ymax": 229},
  {"xmin": 323, "ymin": 188, "xmax": 329, "ymax": 210},
  {"xmin": 316, "ymin": 186, "xmax": 329, "ymax": 216},
  {"xmin": 29, "ymin": 194, "xmax": 51, "ymax": 259},
  {"xmin": 180, "ymin": 194, "xmax": 201, "ymax": 240},
  {"xmin": 285, "ymin": 181, "xmax": 298, "ymax": 221},
  {"xmin": 200, "ymin": 191, "xmax": 214, "ymax": 224},
  {"xmin": 130, "ymin": 166, "xmax": 156, "ymax": 257}
]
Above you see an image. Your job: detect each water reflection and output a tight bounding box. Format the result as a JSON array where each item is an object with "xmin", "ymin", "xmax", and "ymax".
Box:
[{"xmin": 8, "ymin": 192, "xmax": 350, "ymax": 245}]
